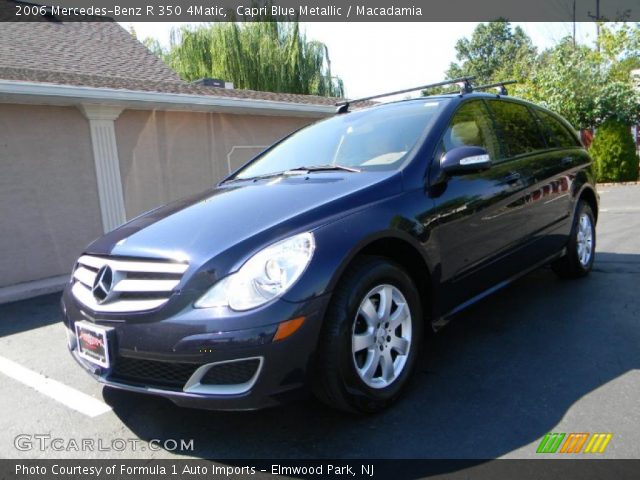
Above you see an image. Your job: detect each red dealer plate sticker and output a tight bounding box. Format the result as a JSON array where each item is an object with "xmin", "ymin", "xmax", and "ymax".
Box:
[{"xmin": 75, "ymin": 321, "xmax": 112, "ymax": 368}]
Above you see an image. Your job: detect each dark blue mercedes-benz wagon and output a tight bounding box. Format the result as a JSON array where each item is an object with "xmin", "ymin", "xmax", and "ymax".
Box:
[{"xmin": 62, "ymin": 84, "xmax": 598, "ymax": 413}]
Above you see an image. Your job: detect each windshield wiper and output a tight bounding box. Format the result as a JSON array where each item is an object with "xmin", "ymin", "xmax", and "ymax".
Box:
[
  {"xmin": 223, "ymin": 164, "xmax": 360, "ymax": 184},
  {"xmin": 284, "ymin": 164, "xmax": 361, "ymax": 173}
]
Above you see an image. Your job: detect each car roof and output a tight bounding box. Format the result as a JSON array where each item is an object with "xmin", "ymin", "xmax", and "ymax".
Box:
[
  {"xmin": 360, "ymin": 92, "xmax": 563, "ymax": 120},
  {"xmin": 379, "ymin": 91, "xmax": 528, "ymax": 107},
  {"xmin": 344, "ymin": 91, "xmax": 576, "ymax": 132}
]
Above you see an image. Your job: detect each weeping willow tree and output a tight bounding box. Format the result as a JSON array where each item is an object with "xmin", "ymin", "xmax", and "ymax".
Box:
[{"xmin": 158, "ymin": 22, "xmax": 344, "ymax": 97}]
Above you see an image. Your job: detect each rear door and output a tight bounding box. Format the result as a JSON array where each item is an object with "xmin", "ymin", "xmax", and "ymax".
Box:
[
  {"xmin": 530, "ymin": 108, "xmax": 584, "ymax": 241},
  {"xmin": 485, "ymin": 100, "xmax": 559, "ymax": 262}
]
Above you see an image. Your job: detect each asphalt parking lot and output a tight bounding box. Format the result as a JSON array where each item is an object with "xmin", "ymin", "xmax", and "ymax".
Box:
[{"xmin": 1, "ymin": 185, "xmax": 638, "ymax": 460}]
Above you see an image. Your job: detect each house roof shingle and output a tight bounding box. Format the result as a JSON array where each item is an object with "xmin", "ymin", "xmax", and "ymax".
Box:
[
  {"xmin": 0, "ymin": 66, "xmax": 342, "ymax": 106},
  {"xmin": 0, "ymin": 21, "xmax": 181, "ymax": 83},
  {"xmin": 0, "ymin": 18, "xmax": 342, "ymax": 107}
]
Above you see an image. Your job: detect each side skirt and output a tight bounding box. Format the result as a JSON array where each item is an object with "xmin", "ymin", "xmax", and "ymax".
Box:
[{"xmin": 431, "ymin": 248, "xmax": 566, "ymax": 331}]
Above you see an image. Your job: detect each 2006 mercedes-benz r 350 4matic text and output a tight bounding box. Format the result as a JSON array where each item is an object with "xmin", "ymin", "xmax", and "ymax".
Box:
[{"xmin": 62, "ymin": 81, "xmax": 598, "ymax": 413}]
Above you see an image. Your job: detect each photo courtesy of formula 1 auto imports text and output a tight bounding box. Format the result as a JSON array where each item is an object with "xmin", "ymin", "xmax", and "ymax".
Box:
[{"xmin": 0, "ymin": 0, "xmax": 639, "ymax": 479}]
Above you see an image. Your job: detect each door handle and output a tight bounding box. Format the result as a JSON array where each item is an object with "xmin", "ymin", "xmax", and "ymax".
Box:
[
  {"xmin": 503, "ymin": 172, "xmax": 521, "ymax": 185},
  {"xmin": 561, "ymin": 156, "xmax": 573, "ymax": 166}
]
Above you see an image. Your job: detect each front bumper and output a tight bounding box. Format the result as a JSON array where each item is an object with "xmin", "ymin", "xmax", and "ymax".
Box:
[{"xmin": 61, "ymin": 288, "xmax": 330, "ymax": 410}]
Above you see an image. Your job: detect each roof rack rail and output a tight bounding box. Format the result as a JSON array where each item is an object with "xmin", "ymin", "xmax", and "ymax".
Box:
[
  {"xmin": 335, "ymin": 76, "xmax": 475, "ymax": 114},
  {"xmin": 472, "ymin": 80, "xmax": 517, "ymax": 96}
]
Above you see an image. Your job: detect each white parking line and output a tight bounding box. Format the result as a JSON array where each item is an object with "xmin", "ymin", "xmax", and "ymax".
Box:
[
  {"xmin": 0, "ymin": 355, "xmax": 111, "ymax": 417},
  {"xmin": 600, "ymin": 208, "xmax": 640, "ymax": 213}
]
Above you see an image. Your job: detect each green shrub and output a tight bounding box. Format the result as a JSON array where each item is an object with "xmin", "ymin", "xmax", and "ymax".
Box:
[{"xmin": 589, "ymin": 119, "xmax": 639, "ymax": 182}]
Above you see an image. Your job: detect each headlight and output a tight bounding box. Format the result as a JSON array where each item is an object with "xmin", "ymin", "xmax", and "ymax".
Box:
[{"xmin": 194, "ymin": 232, "xmax": 315, "ymax": 311}]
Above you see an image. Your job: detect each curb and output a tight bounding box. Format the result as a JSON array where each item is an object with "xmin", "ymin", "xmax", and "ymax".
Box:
[{"xmin": 596, "ymin": 182, "xmax": 640, "ymax": 187}]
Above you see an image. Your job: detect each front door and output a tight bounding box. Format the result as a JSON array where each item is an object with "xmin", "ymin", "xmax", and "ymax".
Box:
[{"xmin": 429, "ymin": 99, "xmax": 540, "ymax": 313}]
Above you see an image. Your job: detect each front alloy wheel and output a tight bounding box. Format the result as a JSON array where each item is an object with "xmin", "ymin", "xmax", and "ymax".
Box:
[
  {"xmin": 352, "ymin": 284, "xmax": 412, "ymax": 389},
  {"xmin": 313, "ymin": 256, "xmax": 422, "ymax": 413}
]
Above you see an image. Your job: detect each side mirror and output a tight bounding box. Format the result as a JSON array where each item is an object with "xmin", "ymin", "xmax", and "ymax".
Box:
[{"xmin": 440, "ymin": 146, "xmax": 491, "ymax": 175}]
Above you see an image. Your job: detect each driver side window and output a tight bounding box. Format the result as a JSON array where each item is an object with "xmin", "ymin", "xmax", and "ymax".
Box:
[{"xmin": 443, "ymin": 101, "xmax": 500, "ymax": 161}]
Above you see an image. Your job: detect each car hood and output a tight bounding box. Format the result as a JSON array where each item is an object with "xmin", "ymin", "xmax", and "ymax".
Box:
[{"xmin": 86, "ymin": 171, "xmax": 402, "ymax": 266}]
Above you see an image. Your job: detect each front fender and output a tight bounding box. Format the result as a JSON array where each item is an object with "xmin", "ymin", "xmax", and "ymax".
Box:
[{"xmin": 282, "ymin": 191, "xmax": 438, "ymax": 303}]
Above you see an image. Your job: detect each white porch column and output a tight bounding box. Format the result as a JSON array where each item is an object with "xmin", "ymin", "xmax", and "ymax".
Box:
[{"xmin": 79, "ymin": 104, "xmax": 126, "ymax": 233}]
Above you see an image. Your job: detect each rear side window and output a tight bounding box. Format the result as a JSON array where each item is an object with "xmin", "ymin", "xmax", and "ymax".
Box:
[
  {"xmin": 535, "ymin": 109, "xmax": 581, "ymax": 148},
  {"xmin": 487, "ymin": 101, "xmax": 547, "ymax": 158},
  {"xmin": 443, "ymin": 100, "xmax": 500, "ymax": 161}
]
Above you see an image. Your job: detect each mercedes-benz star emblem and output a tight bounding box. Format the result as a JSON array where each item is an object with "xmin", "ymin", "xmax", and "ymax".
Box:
[{"xmin": 92, "ymin": 265, "xmax": 114, "ymax": 304}]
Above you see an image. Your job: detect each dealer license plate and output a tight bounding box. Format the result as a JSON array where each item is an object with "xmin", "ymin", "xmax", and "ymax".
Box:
[{"xmin": 75, "ymin": 321, "xmax": 113, "ymax": 368}]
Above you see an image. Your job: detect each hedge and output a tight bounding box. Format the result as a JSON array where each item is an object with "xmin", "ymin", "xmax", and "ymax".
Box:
[{"xmin": 589, "ymin": 119, "xmax": 639, "ymax": 182}]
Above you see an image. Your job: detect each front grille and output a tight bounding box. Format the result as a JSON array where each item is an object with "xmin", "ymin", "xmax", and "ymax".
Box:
[
  {"xmin": 71, "ymin": 254, "xmax": 189, "ymax": 313},
  {"xmin": 200, "ymin": 359, "xmax": 261, "ymax": 385},
  {"xmin": 109, "ymin": 356, "xmax": 198, "ymax": 390}
]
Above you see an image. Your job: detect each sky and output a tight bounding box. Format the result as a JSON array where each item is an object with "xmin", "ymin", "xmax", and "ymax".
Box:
[{"xmin": 122, "ymin": 22, "xmax": 598, "ymax": 99}]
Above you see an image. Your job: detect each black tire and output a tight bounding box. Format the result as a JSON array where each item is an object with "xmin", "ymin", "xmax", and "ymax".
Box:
[
  {"xmin": 552, "ymin": 201, "xmax": 596, "ymax": 278},
  {"xmin": 312, "ymin": 256, "xmax": 423, "ymax": 413}
]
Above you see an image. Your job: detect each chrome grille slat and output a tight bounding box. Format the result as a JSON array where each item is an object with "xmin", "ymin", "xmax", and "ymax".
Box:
[
  {"xmin": 73, "ymin": 266, "xmax": 97, "ymax": 287},
  {"xmin": 77, "ymin": 255, "xmax": 189, "ymax": 274},
  {"xmin": 71, "ymin": 254, "xmax": 189, "ymax": 313},
  {"xmin": 71, "ymin": 283, "xmax": 167, "ymax": 313},
  {"xmin": 113, "ymin": 278, "xmax": 181, "ymax": 293}
]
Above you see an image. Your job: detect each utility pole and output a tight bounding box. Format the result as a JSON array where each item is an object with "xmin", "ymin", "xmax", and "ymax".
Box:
[
  {"xmin": 588, "ymin": 0, "xmax": 601, "ymax": 52},
  {"xmin": 572, "ymin": 0, "xmax": 576, "ymax": 48}
]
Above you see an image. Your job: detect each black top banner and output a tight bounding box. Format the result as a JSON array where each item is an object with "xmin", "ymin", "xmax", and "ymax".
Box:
[{"xmin": 2, "ymin": 0, "xmax": 640, "ymax": 22}]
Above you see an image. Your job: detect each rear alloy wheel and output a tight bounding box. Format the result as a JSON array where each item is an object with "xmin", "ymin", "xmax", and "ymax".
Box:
[
  {"xmin": 552, "ymin": 201, "xmax": 596, "ymax": 278},
  {"xmin": 313, "ymin": 256, "xmax": 422, "ymax": 413},
  {"xmin": 576, "ymin": 213, "xmax": 594, "ymax": 268}
]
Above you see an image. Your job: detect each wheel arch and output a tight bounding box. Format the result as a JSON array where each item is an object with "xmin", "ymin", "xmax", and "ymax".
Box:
[
  {"xmin": 327, "ymin": 232, "xmax": 434, "ymax": 324},
  {"xmin": 576, "ymin": 184, "xmax": 599, "ymax": 223}
]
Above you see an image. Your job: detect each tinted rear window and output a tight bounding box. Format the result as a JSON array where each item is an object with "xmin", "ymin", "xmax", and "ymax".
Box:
[
  {"xmin": 487, "ymin": 101, "xmax": 547, "ymax": 158},
  {"xmin": 535, "ymin": 109, "xmax": 580, "ymax": 148}
]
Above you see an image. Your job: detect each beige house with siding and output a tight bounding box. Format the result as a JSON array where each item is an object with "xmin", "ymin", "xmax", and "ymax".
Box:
[{"xmin": 0, "ymin": 19, "xmax": 335, "ymax": 302}]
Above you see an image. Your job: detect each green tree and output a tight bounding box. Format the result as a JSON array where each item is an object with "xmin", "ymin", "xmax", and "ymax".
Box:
[
  {"xmin": 446, "ymin": 20, "xmax": 537, "ymax": 85},
  {"xmin": 147, "ymin": 22, "xmax": 343, "ymax": 97},
  {"xmin": 519, "ymin": 37, "xmax": 640, "ymax": 129},
  {"xmin": 589, "ymin": 118, "xmax": 639, "ymax": 182},
  {"xmin": 441, "ymin": 22, "xmax": 640, "ymax": 129},
  {"xmin": 598, "ymin": 23, "xmax": 640, "ymax": 81},
  {"xmin": 142, "ymin": 37, "xmax": 164, "ymax": 58}
]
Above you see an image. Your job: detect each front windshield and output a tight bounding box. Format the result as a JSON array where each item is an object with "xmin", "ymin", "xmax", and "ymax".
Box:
[{"xmin": 231, "ymin": 99, "xmax": 449, "ymax": 180}]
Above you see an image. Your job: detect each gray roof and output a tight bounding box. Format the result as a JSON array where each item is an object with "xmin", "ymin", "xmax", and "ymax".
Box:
[
  {"xmin": 0, "ymin": 66, "xmax": 342, "ymax": 106},
  {"xmin": 0, "ymin": 19, "xmax": 342, "ymax": 107},
  {"xmin": 0, "ymin": 21, "xmax": 181, "ymax": 83}
]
